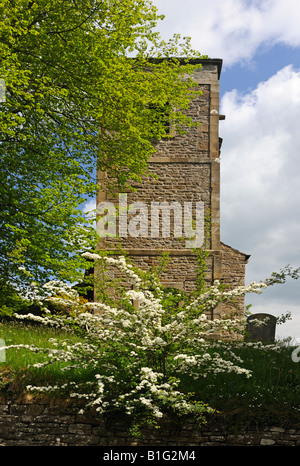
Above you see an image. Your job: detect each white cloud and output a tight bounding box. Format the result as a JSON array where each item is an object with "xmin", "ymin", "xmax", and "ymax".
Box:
[
  {"xmin": 153, "ymin": 0, "xmax": 300, "ymax": 65},
  {"xmin": 220, "ymin": 66, "xmax": 300, "ymax": 337},
  {"xmin": 82, "ymin": 198, "xmax": 96, "ymax": 219}
]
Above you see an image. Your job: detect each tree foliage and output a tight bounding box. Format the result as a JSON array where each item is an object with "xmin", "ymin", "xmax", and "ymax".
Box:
[{"xmin": 0, "ymin": 0, "xmax": 204, "ymax": 289}]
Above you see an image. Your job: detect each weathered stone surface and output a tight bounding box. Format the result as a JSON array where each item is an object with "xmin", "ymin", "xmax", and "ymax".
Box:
[
  {"xmin": 260, "ymin": 438, "xmax": 276, "ymax": 446},
  {"xmin": 246, "ymin": 313, "xmax": 277, "ymax": 343},
  {"xmin": 1, "ymin": 401, "xmax": 300, "ymax": 446}
]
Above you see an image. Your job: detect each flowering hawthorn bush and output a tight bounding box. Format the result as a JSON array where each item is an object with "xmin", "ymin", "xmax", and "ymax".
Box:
[{"xmin": 11, "ymin": 252, "xmax": 270, "ymax": 428}]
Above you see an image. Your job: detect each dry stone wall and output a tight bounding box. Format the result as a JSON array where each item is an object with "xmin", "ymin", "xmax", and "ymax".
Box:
[{"xmin": 0, "ymin": 400, "xmax": 299, "ymax": 446}]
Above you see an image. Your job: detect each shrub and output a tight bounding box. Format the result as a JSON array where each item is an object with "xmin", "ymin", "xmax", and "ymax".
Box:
[{"xmin": 4, "ymin": 252, "xmax": 275, "ymax": 432}]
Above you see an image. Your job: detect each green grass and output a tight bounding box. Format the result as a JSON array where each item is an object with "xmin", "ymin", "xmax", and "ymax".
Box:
[
  {"xmin": 1, "ymin": 321, "xmax": 300, "ymax": 427},
  {"xmin": 179, "ymin": 344, "xmax": 300, "ymax": 427},
  {"xmin": 0, "ymin": 321, "xmax": 91, "ymax": 391},
  {"xmin": 1, "ymin": 321, "xmax": 80, "ymax": 367}
]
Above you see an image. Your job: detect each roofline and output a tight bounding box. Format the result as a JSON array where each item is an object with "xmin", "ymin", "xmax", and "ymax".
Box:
[
  {"xmin": 221, "ymin": 241, "xmax": 251, "ymax": 262},
  {"xmin": 143, "ymin": 57, "xmax": 223, "ymax": 80},
  {"xmin": 180, "ymin": 58, "xmax": 223, "ymax": 79}
]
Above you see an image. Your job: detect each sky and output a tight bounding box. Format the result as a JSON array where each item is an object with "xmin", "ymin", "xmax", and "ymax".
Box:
[{"xmin": 150, "ymin": 0, "xmax": 300, "ymax": 340}]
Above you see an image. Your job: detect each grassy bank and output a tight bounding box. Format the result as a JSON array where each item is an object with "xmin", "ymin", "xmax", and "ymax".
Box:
[
  {"xmin": 180, "ymin": 342, "xmax": 300, "ymax": 427},
  {"xmin": 0, "ymin": 321, "xmax": 93, "ymax": 392},
  {"xmin": 1, "ymin": 321, "xmax": 300, "ymax": 427}
]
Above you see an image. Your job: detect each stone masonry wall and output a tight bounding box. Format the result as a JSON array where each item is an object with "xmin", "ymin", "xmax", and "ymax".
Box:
[
  {"xmin": 104, "ymin": 81, "xmax": 213, "ymax": 253},
  {"xmin": 96, "ymin": 59, "xmax": 249, "ymax": 318},
  {"xmin": 0, "ymin": 400, "xmax": 299, "ymax": 446}
]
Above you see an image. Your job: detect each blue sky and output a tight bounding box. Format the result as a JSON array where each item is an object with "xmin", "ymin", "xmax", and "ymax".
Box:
[{"xmin": 151, "ymin": 0, "xmax": 300, "ymax": 340}]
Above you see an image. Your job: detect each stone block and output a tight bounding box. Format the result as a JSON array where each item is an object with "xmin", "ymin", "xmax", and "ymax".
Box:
[
  {"xmin": 68, "ymin": 423, "xmax": 92, "ymax": 435},
  {"xmin": 260, "ymin": 438, "xmax": 276, "ymax": 446}
]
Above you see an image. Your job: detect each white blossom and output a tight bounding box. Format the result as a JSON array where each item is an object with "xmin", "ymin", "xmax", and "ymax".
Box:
[{"xmin": 8, "ymin": 254, "xmax": 283, "ymax": 425}]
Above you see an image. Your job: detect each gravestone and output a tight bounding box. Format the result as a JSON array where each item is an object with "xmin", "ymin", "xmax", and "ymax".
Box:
[{"xmin": 245, "ymin": 313, "xmax": 276, "ymax": 343}]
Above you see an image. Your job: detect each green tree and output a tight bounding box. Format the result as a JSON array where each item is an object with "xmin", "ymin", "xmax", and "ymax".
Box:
[{"xmin": 0, "ymin": 0, "xmax": 204, "ymax": 292}]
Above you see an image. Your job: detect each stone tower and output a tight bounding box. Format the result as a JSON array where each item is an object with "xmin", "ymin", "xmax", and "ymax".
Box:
[{"xmin": 97, "ymin": 58, "xmax": 249, "ymax": 319}]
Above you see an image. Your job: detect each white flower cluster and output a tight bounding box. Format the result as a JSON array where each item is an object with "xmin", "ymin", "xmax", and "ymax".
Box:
[
  {"xmin": 15, "ymin": 313, "xmax": 61, "ymax": 327},
  {"xmin": 41, "ymin": 280, "xmax": 85, "ymax": 311},
  {"xmin": 188, "ymin": 280, "xmax": 267, "ymax": 313},
  {"xmin": 116, "ymin": 367, "xmax": 213, "ymax": 419},
  {"xmin": 82, "ymin": 252, "xmax": 142, "ymax": 287},
  {"xmin": 173, "ymin": 352, "xmax": 251, "ymax": 379},
  {"xmin": 11, "ymin": 253, "xmax": 283, "ymax": 426},
  {"xmin": 43, "ymin": 281, "xmax": 79, "ymax": 300}
]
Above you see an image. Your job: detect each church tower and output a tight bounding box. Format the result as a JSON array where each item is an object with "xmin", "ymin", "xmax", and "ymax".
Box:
[{"xmin": 97, "ymin": 59, "xmax": 249, "ymax": 319}]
